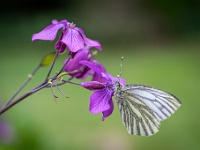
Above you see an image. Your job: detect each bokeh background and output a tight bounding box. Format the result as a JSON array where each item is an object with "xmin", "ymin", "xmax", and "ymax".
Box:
[{"xmin": 0, "ymin": 0, "xmax": 200, "ymax": 150}]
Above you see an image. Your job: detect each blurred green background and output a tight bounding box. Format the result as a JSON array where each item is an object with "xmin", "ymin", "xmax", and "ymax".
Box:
[{"xmin": 0, "ymin": 0, "xmax": 200, "ymax": 150}]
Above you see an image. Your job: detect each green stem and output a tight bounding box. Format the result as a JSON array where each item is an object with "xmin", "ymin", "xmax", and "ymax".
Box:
[
  {"xmin": 60, "ymin": 79, "xmax": 80, "ymax": 86},
  {"xmin": 56, "ymin": 55, "xmax": 71, "ymax": 77},
  {"xmin": 0, "ymin": 82, "xmax": 48, "ymax": 115},
  {"xmin": 45, "ymin": 51, "xmax": 59, "ymax": 81},
  {"xmin": 5, "ymin": 65, "xmax": 40, "ymax": 106}
]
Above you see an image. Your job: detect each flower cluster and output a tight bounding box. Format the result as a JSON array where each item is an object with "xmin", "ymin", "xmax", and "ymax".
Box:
[
  {"xmin": 32, "ymin": 19, "xmax": 102, "ymax": 53},
  {"xmin": 32, "ymin": 19, "xmax": 125, "ymax": 121},
  {"xmin": 80, "ymin": 60, "xmax": 126, "ymax": 120}
]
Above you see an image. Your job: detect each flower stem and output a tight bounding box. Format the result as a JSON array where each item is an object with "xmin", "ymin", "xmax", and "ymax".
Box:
[
  {"xmin": 56, "ymin": 55, "xmax": 71, "ymax": 76},
  {"xmin": 0, "ymin": 81, "xmax": 48, "ymax": 115},
  {"xmin": 5, "ymin": 65, "xmax": 41, "ymax": 106},
  {"xmin": 61, "ymin": 79, "xmax": 80, "ymax": 86},
  {"xmin": 45, "ymin": 51, "xmax": 59, "ymax": 81}
]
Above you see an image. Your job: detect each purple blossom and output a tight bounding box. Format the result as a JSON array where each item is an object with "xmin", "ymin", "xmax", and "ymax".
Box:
[
  {"xmin": 80, "ymin": 60, "xmax": 126, "ymax": 121},
  {"xmin": 32, "ymin": 19, "xmax": 102, "ymax": 53},
  {"xmin": 64, "ymin": 46, "xmax": 98, "ymax": 79}
]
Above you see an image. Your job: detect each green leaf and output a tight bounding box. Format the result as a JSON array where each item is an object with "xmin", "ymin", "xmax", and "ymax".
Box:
[{"xmin": 40, "ymin": 52, "xmax": 56, "ymax": 67}]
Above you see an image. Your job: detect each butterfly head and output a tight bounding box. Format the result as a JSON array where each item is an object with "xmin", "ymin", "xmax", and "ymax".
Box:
[{"xmin": 113, "ymin": 80, "xmax": 123, "ymax": 94}]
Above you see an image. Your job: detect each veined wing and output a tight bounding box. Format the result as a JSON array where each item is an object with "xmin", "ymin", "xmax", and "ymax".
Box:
[
  {"xmin": 124, "ymin": 84, "xmax": 181, "ymax": 121},
  {"xmin": 117, "ymin": 92, "xmax": 160, "ymax": 136},
  {"xmin": 115, "ymin": 84, "xmax": 181, "ymax": 136}
]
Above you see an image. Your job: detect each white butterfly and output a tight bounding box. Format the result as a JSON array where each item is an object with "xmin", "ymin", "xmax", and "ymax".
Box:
[{"xmin": 114, "ymin": 83, "xmax": 181, "ymax": 136}]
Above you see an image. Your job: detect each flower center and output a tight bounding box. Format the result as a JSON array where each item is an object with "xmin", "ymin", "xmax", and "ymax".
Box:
[{"xmin": 68, "ymin": 22, "xmax": 76, "ymax": 29}]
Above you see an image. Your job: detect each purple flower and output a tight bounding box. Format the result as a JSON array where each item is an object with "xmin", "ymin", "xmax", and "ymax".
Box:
[
  {"xmin": 80, "ymin": 60, "xmax": 125, "ymax": 121},
  {"xmin": 32, "ymin": 19, "xmax": 102, "ymax": 53},
  {"xmin": 63, "ymin": 46, "xmax": 94, "ymax": 79}
]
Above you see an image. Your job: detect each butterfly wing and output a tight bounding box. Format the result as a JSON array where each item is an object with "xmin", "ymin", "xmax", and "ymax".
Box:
[
  {"xmin": 126, "ymin": 85, "xmax": 181, "ymax": 121},
  {"xmin": 116, "ymin": 90, "xmax": 160, "ymax": 136},
  {"xmin": 115, "ymin": 84, "xmax": 181, "ymax": 136}
]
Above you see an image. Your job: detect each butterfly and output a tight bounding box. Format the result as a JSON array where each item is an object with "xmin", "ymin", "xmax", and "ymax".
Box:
[{"xmin": 114, "ymin": 83, "xmax": 181, "ymax": 136}]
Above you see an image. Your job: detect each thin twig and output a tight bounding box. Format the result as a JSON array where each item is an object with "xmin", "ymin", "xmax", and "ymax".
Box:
[
  {"xmin": 45, "ymin": 51, "xmax": 59, "ymax": 81},
  {"xmin": 61, "ymin": 79, "xmax": 80, "ymax": 86},
  {"xmin": 55, "ymin": 83, "xmax": 69, "ymax": 98},
  {"xmin": 46, "ymin": 76, "xmax": 76, "ymax": 87},
  {"xmin": 5, "ymin": 65, "xmax": 41, "ymax": 106},
  {"xmin": 56, "ymin": 55, "xmax": 72, "ymax": 77},
  {"xmin": 49, "ymin": 81, "xmax": 58, "ymax": 102},
  {"xmin": 0, "ymin": 81, "xmax": 49, "ymax": 115}
]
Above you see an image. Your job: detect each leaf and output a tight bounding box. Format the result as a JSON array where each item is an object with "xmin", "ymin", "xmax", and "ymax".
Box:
[{"xmin": 40, "ymin": 52, "xmax": 56, "ymax": 67}]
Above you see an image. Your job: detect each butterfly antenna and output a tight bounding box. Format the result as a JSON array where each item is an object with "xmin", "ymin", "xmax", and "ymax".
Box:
[
  {"xmin": 116, "ymin": 56, "xmax": 124, "ymax": 90},
  {"xmin": 117, "ymin": 56, "xmax": 124, "ymax": 79}
]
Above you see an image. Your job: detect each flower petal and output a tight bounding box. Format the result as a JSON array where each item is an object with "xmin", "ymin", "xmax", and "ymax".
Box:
[
  {"xmin": 79, "ymin": 60, "xmax": 102, "ymax": 76},
  {"xmin": 92, "ymin": 61, "xmax": 107, "ymax": 83},
  {"xmin": 81, "ymin": 81, "xmax": 105, "ymax": 90},
  {"xmin": 106, "ymin": 74, "xmax": 126, "ymax": 86},
  {"xmin": 89, "ymin": 88, "xmax": 113, "ymax": 114},
  {"xmin": 32, "ymin": 20, "xmax": 67, "ymax": 41},
  {"xmin": 64, "ymin": 49, "xmax": 92, "ymax": 79},
  {"xmin": 102, "ymin": 99, "xmax": 114, "ymax": 121},
  {"xmin": 80, "ymin": 60, "xmax": 111, "ymax": 83},
  {"xmin": 55, "ymin": 41, "xmax": 67, "ymax": 53},
  {"xmin": 64, "ymin": 49, "xmax": 89, "ymax": 72},
  {"xmin": 55, "ymin": 33, "xmax": 67, "ymax": 53},
  {"xmin": 75, "ymin": 27, "xmax": 102, "ymax": 50},
  {"xmin": 61, "ymin": 28, "xmax": 84, "ymax": 52},
  {"xmin": 118, "ymin": 78, "xmax": 126, "ymax": 85}
]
